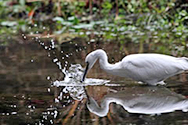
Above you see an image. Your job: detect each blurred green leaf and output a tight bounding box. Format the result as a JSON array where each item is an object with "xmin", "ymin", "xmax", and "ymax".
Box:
[{"xmin": 19, "ymin": 0, "xmax": 25, "ymax": 6}]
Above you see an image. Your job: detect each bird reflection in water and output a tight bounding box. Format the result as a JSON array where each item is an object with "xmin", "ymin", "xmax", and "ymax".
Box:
[{"xmin": 85, "ymin": 86, "xmax": 188, "ymax": 117}]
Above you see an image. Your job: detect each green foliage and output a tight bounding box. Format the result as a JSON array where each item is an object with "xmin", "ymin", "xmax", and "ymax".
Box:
[
  {"xmin": 101, "ymin": 1, "xmax": 113, "ymax": 15},
  {"xmin": 0, "ymin": 0, "xmax": 187, "ymax": 53}
]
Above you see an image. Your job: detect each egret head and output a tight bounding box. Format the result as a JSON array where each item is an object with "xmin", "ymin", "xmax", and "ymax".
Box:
[
  {"xmin": 81, "ymin": 50, "xmax": 99, "ymax": 82},
  {"xmin": 86, "ymin": 96, "xmax": 108, "ymax": 117}
]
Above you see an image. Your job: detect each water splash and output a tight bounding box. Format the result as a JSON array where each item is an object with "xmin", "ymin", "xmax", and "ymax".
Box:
[
  {"xmin": 53, "ymin": 64, "xmax": 110, "ymax": 100},
  {"xmin": 53, "ymin": 64, "xmax": 110, "ymax": 86},
  {"xmin": 26, "ymin": 25, "xmax": 109, "ymax": 101}
]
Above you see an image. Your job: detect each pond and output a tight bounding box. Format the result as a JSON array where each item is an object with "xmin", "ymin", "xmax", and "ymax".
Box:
[{"xmin": 0, "ymin": 36, "xmax": 188, "ymax": 125}]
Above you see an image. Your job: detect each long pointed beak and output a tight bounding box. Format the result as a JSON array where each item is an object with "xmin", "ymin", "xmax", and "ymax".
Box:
[
  {"xmin": 81, "ymin": 62, "xmax": 89, "ymax": 82},
  {"xmin": 83, "ymin": 86, "xmax": 90, "ymax": 103}
]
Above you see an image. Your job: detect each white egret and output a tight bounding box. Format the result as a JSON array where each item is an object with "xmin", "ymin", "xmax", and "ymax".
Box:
[
  {"xmin": 82, "ymin": 49, "xmax": 188, "ymax": 85},
  {"xmin": 86, "ymin": 86, "xmax": 188, "ymax": 117}
]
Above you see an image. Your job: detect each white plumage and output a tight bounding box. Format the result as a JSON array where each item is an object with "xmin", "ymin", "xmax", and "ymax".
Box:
[
  {"xmin": 82, "ymin": 49, "xmax": 188, "ymax": 85},
  {"xmin": 86, "ymin": 87, "xmax": 188, "ymax": 117}
]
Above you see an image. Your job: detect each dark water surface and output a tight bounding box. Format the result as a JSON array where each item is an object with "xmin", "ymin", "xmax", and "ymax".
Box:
[{"xmin": 0, "ymin": 38, "xmax": 188, "ymax": 125}]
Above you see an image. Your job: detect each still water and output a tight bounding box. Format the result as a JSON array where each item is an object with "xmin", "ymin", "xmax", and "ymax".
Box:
[{"xmin": 0, "ymin": 37, "xmax": 188, "ymax": 125}]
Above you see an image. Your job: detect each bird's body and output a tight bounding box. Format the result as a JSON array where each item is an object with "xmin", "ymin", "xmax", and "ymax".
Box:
[{"xmin": 82, "ymin": 49, "xmax": 188, "ymax": 85}]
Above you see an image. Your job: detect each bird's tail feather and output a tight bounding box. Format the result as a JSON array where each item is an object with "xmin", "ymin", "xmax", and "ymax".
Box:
[{"xmin": 181, "ymin": 57, "xmax": 188, "ymax": 70}]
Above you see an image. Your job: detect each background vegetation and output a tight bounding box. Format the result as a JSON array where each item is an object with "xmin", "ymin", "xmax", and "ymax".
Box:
[{"xmin": 0, "ymin": 0, "xmax": 188, "ymax": 54}]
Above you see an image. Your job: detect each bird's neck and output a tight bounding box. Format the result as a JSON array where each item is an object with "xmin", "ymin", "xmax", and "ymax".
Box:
[
  {"xmin": 99, "ymin": 56, "xmax": 122, "ymax": 76},
  {"xmin": 88, "ymin": 97, "xmax": 115, "ymax": 117},
  {"xmin": 94, "ymin": 100, "xmax": 110, "ymax": 117}
]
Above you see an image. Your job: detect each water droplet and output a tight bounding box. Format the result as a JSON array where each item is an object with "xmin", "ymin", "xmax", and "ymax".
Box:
[
  {"xmin": 54, "ymin": 110, "xmax": 58, "ymax": 118},
  {"xmin": 53, "ymin": 58, "xmax": 58, "ymax": 62},
  {"xmin": 11, "ymin": 112, "xmax": 17, "ymax": 115},
  {"xmin": 50, "ymin": 120, "xmax": 53, "ymax": 124},
  {"xmin": 51, "ymin": 39, "xmax": 55, "ymax": 49},
  {"xmin": 56, "ymin": 61, "xmax": 62, "ymax": 69},
  {"xmin": 55, "ymin": 98, "xmax": 59, "ymax": 103},
  {"xmin": 48, "ymin": 53, "xmax": 51, "ymax": 57},
  {"xmin": 47, "ymin": 76, "xmax": 50, "ymax": 80},
  {"xmin": 47, "ymin": 88, "xmax": 50, "ymax": 92}
]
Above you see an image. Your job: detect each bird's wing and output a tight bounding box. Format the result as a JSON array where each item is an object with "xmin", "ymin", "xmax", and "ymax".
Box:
[{"xmin": 121, "ymin": 54, "xmax": 183, "ymax": 83}]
